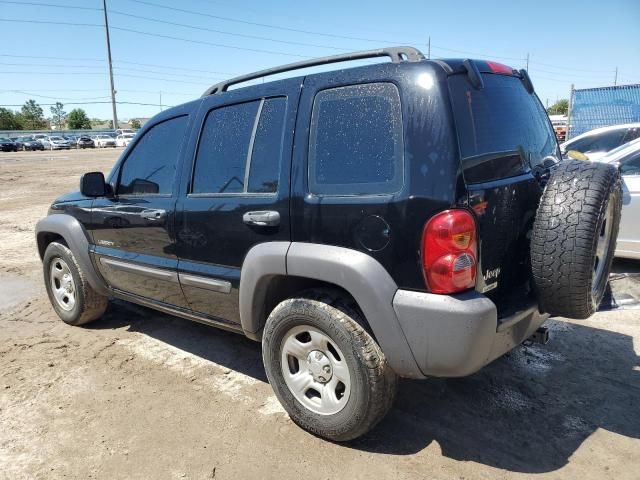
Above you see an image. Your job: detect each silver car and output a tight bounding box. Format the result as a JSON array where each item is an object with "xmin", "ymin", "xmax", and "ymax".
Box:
[
  {"xmin": 41, "ymin": 135, "xmax": 71, "ymax": 150},
  {"xmin": 600, "ymin": 138, "xmax": 640, "ymax": 260}
]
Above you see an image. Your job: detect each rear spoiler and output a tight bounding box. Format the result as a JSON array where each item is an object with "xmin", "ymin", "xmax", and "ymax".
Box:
[{"xmin": 449, "ymin": 59, "xmax": 534, "ymax": 94}]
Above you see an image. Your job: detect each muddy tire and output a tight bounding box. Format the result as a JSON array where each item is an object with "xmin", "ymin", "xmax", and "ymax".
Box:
[
  {"xmin": 531, "ymin": 160, "xmax": 622, "ymax": 319},
  {"xmin": 43, "ymin": 242, "xmax": 108, "ymax": 326},
  {"xmin": 262, "ymin": 289, "xmax": 397, "ymax": 442}
]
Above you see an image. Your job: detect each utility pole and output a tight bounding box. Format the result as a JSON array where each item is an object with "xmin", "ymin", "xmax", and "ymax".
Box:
[
  {"xmin": 526, "ymin": 53, "xmax": 529, "ymax": 71},
  {"xmin": 159, "ymin": 91, "xmax": 163, "ymax": 112},
  {"xmin": 614, "ymin": 67, "xmax": 618, "ymax": 86},
  {"xmin": 567, "ymin": 84, "xmax": 575, "ymax": 140},
  {"xmin": 427, "ymin": 36, "xmax": 431, "ymax": 59},
  {"xmin": 102, "ymin": 0, "xmax": 118, "ymax": 130}
]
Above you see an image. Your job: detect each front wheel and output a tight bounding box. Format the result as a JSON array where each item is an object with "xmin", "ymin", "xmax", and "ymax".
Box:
[
  {"xmin": 262, "ymin": 289, "xmax": 397, "ymax": 442},
  {"xmin": 43, "ymin": 242, "xmax": 108, "ymax": 326}
]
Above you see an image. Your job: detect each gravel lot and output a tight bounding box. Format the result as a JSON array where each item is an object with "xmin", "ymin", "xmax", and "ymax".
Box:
[{"xmin": 1, "ymin": 148, "xmax": 639, "ymax": 479}]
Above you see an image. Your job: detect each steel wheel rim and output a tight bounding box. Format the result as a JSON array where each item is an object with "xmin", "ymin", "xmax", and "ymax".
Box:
[
  {"xmin": 280, "ymin": 325, "xmax": 351, "ymax": 416},
  {"xmin": 593, "ymin": 196, "xmax": 614, "ymax": 297},
  {"xmin": 49, "ymin": 257, "xmax": 76, "ymax": 311}
]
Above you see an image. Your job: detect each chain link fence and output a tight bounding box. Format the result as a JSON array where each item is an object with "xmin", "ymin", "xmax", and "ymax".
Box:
[{"xmin": 568, "ymin": 84, "xmax": 640, "ymax": 139}]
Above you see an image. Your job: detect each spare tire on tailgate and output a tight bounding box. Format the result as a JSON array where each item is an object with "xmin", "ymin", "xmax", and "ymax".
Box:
[{"xmin": 531, "ymin": 160, "xmax": 622, "ymax": 319}]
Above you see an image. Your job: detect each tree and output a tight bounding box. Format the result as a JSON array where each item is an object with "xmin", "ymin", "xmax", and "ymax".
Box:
[
  {"xmin": 20, "ymin": 99, "xmax": 45, "ymax": 129},
  {"xmin": 50, "ymin": 102, "xmax": 66, "ymax": 130},
  {"xmin": 547, "ymin": 99, "xmax": 569, "ymax": 115},
  {"xmin": 0, "ymin": 108, "xmax": 22, "ymax": 130},
  {"xmin": 130, "ymin": 118, "xmax": 141, "ymax": 129},
  {"xmin": 67, "ymin": 108, "xmax": 92, "ymax": 129}
]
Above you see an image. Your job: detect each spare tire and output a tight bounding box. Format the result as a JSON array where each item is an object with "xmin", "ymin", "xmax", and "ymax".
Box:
[{"xmin": 531, "ymin": 160, "xmax": 622, "ymax": 319}]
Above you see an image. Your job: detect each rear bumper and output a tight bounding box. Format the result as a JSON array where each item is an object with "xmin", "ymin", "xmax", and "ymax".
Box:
[{"xmin": 392, "ymin": 289, "xmax": 548, "ymax": 378}]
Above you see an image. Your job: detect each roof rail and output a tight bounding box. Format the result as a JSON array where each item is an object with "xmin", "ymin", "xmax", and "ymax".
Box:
[{"xmin": 201, "ymin": 46, "xmax": 425, "ymax": 97}]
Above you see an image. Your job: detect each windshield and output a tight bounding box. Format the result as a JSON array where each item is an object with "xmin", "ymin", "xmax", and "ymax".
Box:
[
  {"xmin": 50, "ymin": 136, "xmax": 64, "ymax": 141},
  {"xmin": 449, "ymin": 73, "xmax": 558, "ymax": 183}
]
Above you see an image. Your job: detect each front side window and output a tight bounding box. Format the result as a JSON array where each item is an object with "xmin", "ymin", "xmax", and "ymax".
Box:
[
  {"xmin": 308, "ymin": 83, "xmax": 404, "ymax": 196},
  {"xmin": 192, "ymin": 97, "xmax": 286, "ymax": 194},
  {"xmin": 118, "ymin": 115, "xmax": 188, "ymax": 195}
]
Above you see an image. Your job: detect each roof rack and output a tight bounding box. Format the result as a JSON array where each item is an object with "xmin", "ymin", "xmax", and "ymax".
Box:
[{"xmin": 201, "ymin": 46, "xmax": 425, "ymax": 97}]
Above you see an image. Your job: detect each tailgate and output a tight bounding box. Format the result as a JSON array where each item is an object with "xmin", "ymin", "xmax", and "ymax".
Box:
[{"xmin": 448, "ymin": 69, "xmax": 559, "ymax": 317}]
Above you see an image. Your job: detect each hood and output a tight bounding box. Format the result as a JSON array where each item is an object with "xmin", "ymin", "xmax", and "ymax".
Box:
[{"xmin": 52, "ymin": 190, "xmax": 89, "ymax": 204}]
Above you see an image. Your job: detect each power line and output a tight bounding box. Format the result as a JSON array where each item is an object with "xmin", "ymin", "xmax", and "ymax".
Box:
[
  {"xmin": 0, "ymin": 54, "xmax": 236, "ymax": 75},
  {"xmin": 109, "ymin": 10, "xmax": 347, "ymax": 51},
  {"xmin": 124, "ymin": 0, "xmax": 406, "ymax": 44},
  {"xmin": 431, "ymin": 44, "xmax": 525, "ymax": 62},
  {"xmin": 0, "ymin": 70, "xmax": 210, "ymax": 86},
  {"xmin": 6, "ymin": 90, "xmax": 111, "ymax": 101},
  {"xmin": 0, "ymin": 0, "xmax": 100, "ymax": 11},
  {"xmin": 0, "ymin": 53, "xmax": 104, "ymax": 63},
  {"xmin": 0, "ymin": 18, "xmax": 101, "ymax": 27},
  {"xmin": 110, "ymin": 26, "xmax": 308, "ymax": 58},
  {"xmin": 0, "ymin": 101, "xmax": 175, "ymax": 107}
]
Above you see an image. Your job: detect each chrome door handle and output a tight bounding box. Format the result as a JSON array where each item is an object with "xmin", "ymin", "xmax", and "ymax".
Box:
[
  {"xmin": 242, "ymin": 210, "xmax": 280, "ymax": 227},
  {"xmin": 140, "ymin": 209, "xmax": 166, "ymax": 220}
]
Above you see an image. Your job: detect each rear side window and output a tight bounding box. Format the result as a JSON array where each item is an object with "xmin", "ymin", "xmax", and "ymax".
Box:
[
  {"xmin": 620, "ymin": 151, "xmax": 640, "ymax": 175},
  {"xmin": 118, "ymin": 115, "xmax": 188, "ymax": 195},
  {"xmin": 449, "ymin": 74, "xmax": 557, "ymax": 183},
  {"xmin": 567, "ymin": 129, "xmax": 626, "ymax": 154},
  {"xmin": 192, "ymin": 98, "xmax": 286, "ymax": 194},
  {"xmin": 308, "ymin": 83, "xmax": 404, "ymax": 196}
]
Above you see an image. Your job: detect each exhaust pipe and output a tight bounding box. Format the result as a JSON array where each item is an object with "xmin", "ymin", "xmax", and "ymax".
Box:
[{"xmin": 529, "ymin": 326, "xmax": 550, "ymax": 345}]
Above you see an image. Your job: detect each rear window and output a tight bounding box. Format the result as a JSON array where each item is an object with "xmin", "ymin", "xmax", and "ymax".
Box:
[{"xmin": 449, "ymin": 74, "xmax": 557, "ymax": 183}]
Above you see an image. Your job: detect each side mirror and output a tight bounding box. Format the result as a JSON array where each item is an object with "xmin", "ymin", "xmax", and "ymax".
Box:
[{"xmin": 80, "ymin": 171, "xmax": 107, "ymax": 197}]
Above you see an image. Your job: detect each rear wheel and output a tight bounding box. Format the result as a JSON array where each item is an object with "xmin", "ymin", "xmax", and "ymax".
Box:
[
  {"xmin": 531, "ymin": 160, "xmax": 622, "ymax": 318},
  {"xmin": 262, "ymin": 289, "xmax": 397, "ymax": 441},
  {"xmin": 43, "ymin": 242, "xmax": 108, "ymax": 325}
]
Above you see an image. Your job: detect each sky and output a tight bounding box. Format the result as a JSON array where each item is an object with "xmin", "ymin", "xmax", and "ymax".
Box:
[{"xmin": 0, "ymin": 0, "xmax": 639, "ymax": 122}]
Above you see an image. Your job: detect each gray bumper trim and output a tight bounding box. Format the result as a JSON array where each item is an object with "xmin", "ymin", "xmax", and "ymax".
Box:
[{"xmin": 393, "ymin": 289, "xmax": 548, "ymax": 377}]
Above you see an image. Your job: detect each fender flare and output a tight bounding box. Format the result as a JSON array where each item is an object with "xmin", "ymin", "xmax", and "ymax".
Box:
[
  {"xmin": 35, "ymin": 214, "xmax": 110, "ymax": 296},
  {"xmin": 239, "ymin": 242, "xmax": 422, "ymax": 378}
]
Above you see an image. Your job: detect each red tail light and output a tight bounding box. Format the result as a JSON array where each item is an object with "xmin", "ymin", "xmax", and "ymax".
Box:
[
  {"xmin": 421, "ymin": 209, "xmax": 477, "ymax": 294},
  {"xmin": 486, "ymin": 61, "xmax": 514, "ymax": 75}
]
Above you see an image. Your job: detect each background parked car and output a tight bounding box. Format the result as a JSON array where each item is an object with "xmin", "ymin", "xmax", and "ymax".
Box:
[
  {"xmin": 115, "ymin": 128, "xmax": 135, "ymax": 135},
  {"xmin": 32, "ymin": 134, "xmax": 48, "ymax": 145},
  {"xmin": 599, "ymin": 138, "xmax": 640, "ymax": 260},
  {"xmin": 92, "ymin": 135, "xmax": 116, "ymax": 148},
  {"xmin": 16, "ymin": 136, "xmax": 45, "ymax": 151},
  {"xmin": 115, "ymin": 133, "xmax": 135, "ymax": 147},
  {"xmin": 0, "ymin": 137, "xmax": 18, "ymax": 152},
  {"xmin": 64, "ymin": 135, "xmax": 79, "ymax": 148},
  {"xmin": 41, "ymin": 136, "xmax": 71, "ymax": 150},
  {"xmin": 561, "ymin": 123, "xmax": 640, "ymax": 161},
  {"xmin": 76, "ymin": 136, "xmax": 95, "ymax": 149}
]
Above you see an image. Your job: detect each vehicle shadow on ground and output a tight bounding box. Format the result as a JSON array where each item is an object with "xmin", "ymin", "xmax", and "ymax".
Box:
[
  {"xmin": 91, "ymin": 303, "xmax": 639, "ymax": 474},
  {"xmin": 352, "ymin": 319, "xmax": 640, "ymax": 473}
]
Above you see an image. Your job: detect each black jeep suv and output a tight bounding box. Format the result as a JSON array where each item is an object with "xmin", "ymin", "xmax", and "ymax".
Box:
[{"xmin": 36, "ymin": 47, "xmax": 621, "ymax": 441}]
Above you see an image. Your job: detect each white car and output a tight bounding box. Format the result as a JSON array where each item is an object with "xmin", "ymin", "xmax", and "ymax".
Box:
[
  {"xmin": 116, "ymin": 133, "xmax": 135, "ymax": 147},
  {"xmin": 561, "ymin": 123, "xmax": 640, "ymax": 161},
  {"xmin": 599, "ymin": 138, "xmax": 640, "ymax": 260},
  {"xmin": 93, "ymin": 135, "xmax": 116, "ymax": 148},
  {"xmin": 115, "ymin": 128, "xmax": 135, "ymax": 136}
]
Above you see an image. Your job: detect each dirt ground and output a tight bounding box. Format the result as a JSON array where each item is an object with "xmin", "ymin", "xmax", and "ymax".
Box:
[{"xmin": 1, "ymin": 149, "xmax": 639, "ymax": 480}]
